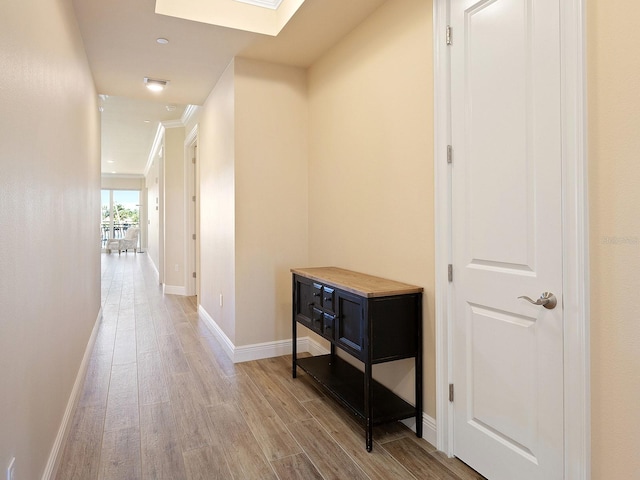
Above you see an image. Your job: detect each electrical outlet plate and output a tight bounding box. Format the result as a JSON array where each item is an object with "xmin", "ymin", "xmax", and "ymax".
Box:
[{"xmin": 7, "ymin": 457, "xmax": 15, "ymax": 480}]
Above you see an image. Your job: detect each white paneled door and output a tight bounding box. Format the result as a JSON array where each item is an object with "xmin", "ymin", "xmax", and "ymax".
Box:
[{"xmin": 450, "ymin": 0, "xmax": 563, "ymax": 479}]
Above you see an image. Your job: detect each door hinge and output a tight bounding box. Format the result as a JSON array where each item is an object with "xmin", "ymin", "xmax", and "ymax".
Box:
[
  {"xmin": 192, "ymin": 233, "xmax": 196, "ymax": 240},
  {"xmin": 446, "ymin": 25, "xmax": 452, "ymax": 45},
  {"xmin": 448, "ymin": 264, "xmax": 453, "ymax": 282},
  {"xmin": 192, "ymin": 157, "xmax": 196, "ymax": 164},
  {"xmin": 192, "ymin": 195, "xmax": 196, "ymax": 202},
  {"xmin": 447, "ymin": 145, "xmax": 453, "ymax": 164},
  {"xmin": 192, "ymin": 272, "xmax": 197, "ymax": 278},
  {"xmin": 449, "ymin": 383, "xmax": 454, "ymax": 402}
]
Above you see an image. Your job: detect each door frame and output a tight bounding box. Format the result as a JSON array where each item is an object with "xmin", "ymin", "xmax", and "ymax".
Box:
[
  {"xmin": 184, "ymin": 125, "xmax": 199, "ymax": 297},
  {"xmin": 433, "ymin": 1, "xmax": 590, "ymax": 479}
]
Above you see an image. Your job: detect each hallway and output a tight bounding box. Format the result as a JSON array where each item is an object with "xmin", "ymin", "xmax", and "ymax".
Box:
[{"xmin": 54, "ymin": 253, "xmax": 483, "ymax": 479}]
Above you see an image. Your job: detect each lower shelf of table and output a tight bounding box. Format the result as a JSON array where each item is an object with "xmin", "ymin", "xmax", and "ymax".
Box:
[{"xmin": 295, "ymin": 354, "xmax": 417, "ymax": 425}]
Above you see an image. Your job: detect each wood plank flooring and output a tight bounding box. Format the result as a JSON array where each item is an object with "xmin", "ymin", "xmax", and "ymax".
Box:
[{"xmin": 55, "ymin": 253, "xmax": 485, "ymax": 480}]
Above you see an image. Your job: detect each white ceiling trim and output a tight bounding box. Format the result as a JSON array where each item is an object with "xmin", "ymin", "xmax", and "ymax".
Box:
[
  {"xmin": 233, "ymin": 0, "xmax": 283, "ymax": 10},
  {"xmin": 143, "ymin": 104, "xmax": 197, "ymax": 177},
  {"xmin": 145, "ymin": 124, "xmax": 165, "ymax": 178},
  {"xmin": 181, "ymin": 105, "xmax": 199, "ymax": 126},
  {"xmin": 101, "ymin": 173, "xmax": 145, "ymax": 179},
  {"xmin": 162, "ymin": 119, "xmax": 185, "ymax": 128}
]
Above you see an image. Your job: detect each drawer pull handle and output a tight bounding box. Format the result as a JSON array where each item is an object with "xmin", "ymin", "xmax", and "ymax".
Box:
[
  {"xmin": 324, "ymin": 297, "xmax": 332, "ymax": 302},
  {"xmin": 313, "ymin": 293, "xmax": 321, "ymax": 297}
]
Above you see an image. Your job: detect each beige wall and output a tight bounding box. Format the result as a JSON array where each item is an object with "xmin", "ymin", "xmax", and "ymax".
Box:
[
  {"xmin": 163, "ymin": 126, "xmax": 187, "ymax": 289},
  {"xmin": 199, "ymin": 61, "xmax": 238, "ymax": 342},
  {"xmin": 234, "ymin": 57, "xmax": 309, "ymax": 345},
  {"xmin": 588, "ymin": 1, "xmax": 640, "ymax": 477},
  {"xmin": 307, "ymin": 0, "xmax": 435, "ymax": 415},
  {"xmin": 0, "ymin": 0, "xmax": 101, "ymax": 478},
  {"xmin": 197, "ymin": 58, "xmax": 309, "ymax": 346},
  {"xmin": 101, "ymin": 175, "xmax": 144, "ymax": 191}
]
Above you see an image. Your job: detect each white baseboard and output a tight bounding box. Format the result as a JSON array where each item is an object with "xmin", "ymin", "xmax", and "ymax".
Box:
[
  {"xmin": 235, "ymin": 336, "xmax": 331, "ymax": 363},
  {"xmin": 299, "ymin": 336, "xmax": 331, "ymax": 357},
  {"xmin": 401, "ymin": 413, "xmax": 437, "ymax": 447},
  {"xmin": 42, "ymin": 308, "xmax": 103, "ymax": 480},
  {"xmin": 197, "ymin": 306, "xmax": 329, "ymax": 363},
  {"xmin": 234, "ymin": 339, "xmax": 297, "ymax": 363},
  {"xmin": 163, "ymin": 284, "xmax": 187, "ymax": 296},
  {"xmin": 198, "ymin": 305, "xmax": 235, "ymax": 361},
  {"xmin": 149, "ymin": 257, "xmax": 159, "ymax": 278}
]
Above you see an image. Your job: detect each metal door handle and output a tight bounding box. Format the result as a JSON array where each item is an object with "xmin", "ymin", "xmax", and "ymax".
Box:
[{"xmin": 518, "ymin": 292, "xmax": 557, "ymax": 310}]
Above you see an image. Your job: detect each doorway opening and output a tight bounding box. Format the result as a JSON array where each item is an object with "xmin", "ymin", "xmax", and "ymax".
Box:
[{"xmin": 101, "ymin": 189, "xmax": 141, "ymax": 252}]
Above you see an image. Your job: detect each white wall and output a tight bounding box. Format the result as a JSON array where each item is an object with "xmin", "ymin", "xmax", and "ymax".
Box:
[
  {"xmin": 101, "ymin": 175, "xmax": 144, "ymax": 191},
  {"xmin": 0, "ymin": 1, "xmax": 101, "ymax": 478}
]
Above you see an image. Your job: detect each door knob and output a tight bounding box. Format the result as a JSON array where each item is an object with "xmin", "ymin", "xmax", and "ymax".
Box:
[{"xmin": 518, "ymin": 292, "xmax": 557, "ymax": 310}]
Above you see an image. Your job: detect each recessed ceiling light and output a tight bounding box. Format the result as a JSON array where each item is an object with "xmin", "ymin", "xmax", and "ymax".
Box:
[
  {"xmin": 144, "ymin": 77, "xmax": 168, "ymax": 92},
  {"xmin": 144, "ymin": 120, "xmax": 151, "ymax": 123},
  {"xmin": 166, "ymin": 105, "xmax": 176, "ymax": 112},
  {"xmin": 156, "ymin": 38, "xmax": 169, "ymax": 45},
  {"xmin": 107, "ymin": 160, "xmax": 115, "ymax": 164}
]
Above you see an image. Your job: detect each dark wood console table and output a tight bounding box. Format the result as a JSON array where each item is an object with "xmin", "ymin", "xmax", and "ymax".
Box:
[{"xmin": 291, "ymin": 267, "xmax": 423, "ymax": 451}]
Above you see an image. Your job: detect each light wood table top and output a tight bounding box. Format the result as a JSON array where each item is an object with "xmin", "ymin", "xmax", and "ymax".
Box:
[{"xmin": 291, "ymin": 267, "xmax": 423, "ymax": 298}]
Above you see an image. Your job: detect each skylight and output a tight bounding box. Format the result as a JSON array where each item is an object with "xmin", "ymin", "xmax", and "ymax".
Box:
[
  {"xmin": 233, "ymin": 0, "xmax": 284, "ymax": 10},
  {"xmin": 155, "ymin": 0, "xmax": 305, "ymax": 36}
]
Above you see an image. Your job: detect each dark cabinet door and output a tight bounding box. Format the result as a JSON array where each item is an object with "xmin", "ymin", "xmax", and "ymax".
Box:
[
  {"xmin": 335, "ymin": 290, "xmax": 365, "ymax": 358},
  {"xmin": 294, "ymin": 276, "xmax": 313, "ymax": 328}
]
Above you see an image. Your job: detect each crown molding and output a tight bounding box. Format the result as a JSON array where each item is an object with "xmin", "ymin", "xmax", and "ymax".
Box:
[
  {"xmin": 144, "ymin": 104, "xmax": 197, "ymax": 177},
  {"xmin": 144, "ymin": 123, "xmax": 165, "ymax": 177},
  {"xmin": 181, "ymin": 104, "xmax": 198, "ymax": 126}
]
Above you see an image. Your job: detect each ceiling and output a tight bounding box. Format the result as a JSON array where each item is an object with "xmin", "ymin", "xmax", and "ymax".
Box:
[
  {"xmin": 72, "ymin": 0, "xmax": 387, "ymax": 175},
  {"xmin": 100, "ymin": 96, "xmax": 186, "ymax": 175}
]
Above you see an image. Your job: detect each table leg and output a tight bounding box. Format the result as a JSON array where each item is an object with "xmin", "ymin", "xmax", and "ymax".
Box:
[
  {"xmin": 292, "ymin": 318, "xmax": 297, "ymax": 379},
  {"xmin": 365, "ymin": 361, "xmax": 373, "ymax": 452},
  {"xmin": 416, "ymin": 294, "xmax": 423, "ymax": 438}
]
